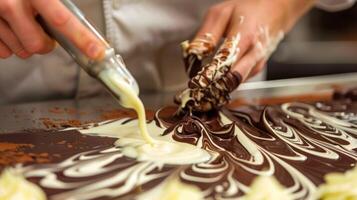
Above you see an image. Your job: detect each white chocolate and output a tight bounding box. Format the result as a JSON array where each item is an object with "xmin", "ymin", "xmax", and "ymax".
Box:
[
  {"xmin": 0, "ymin": 168, "xmax": 46, "ymax": 200},
  {"xmin": 242, "ymin": 176, "xmax": 292, "ymax": 200},
  {"xmin": 15, "ymin": 102, "xmax": 357, "ymax": 200},
  {"xmin": 99, "ymin": 69, "xmax": 156, "ymax": 145},
  {"xmin": 316, "ymin": 166, "xmax": 357, "ymax": 200}
]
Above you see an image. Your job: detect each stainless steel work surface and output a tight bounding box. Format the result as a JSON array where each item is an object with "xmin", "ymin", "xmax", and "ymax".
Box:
[{"xmin": 0, "ymin": 73, "xmax": 356, "ymax": 133}]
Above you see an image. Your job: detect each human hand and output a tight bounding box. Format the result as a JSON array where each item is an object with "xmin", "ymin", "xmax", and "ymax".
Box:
[
  {"xmin": 0, "ymin": 0, "xmax": 104, "ymax": 59},
  {"xmin": 176, "ymin": 0, "xmax": 317, "ymax": 112}
]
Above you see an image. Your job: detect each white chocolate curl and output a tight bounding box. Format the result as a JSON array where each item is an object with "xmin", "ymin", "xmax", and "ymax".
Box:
[
  {"xmin": 181, "ymin": 33, "xmax": 216, "ymax": 78},
  {"xmin": 177, "ymin": 34, "xmax": 242, "ymax": 112},
  {"xmin": 182, "ymin": 33, "xmax": 215, "ymax": 60},
  {"xmin": 177, "ymin": 26, "xmax": 284, "ymax": 112}
]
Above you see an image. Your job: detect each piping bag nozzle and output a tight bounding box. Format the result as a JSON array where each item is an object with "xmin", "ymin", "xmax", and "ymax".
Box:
[{"xmin": 38, "ymin": 0, "xmax": 139, "ymax": 105}]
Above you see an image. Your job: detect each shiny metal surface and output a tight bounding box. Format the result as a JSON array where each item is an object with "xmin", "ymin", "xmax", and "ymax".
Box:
[
  {"xmin": 233, "ymin": 72, "xmax": 357, "ymax": 99},
  {"xmin": 0, "ymin": 73, "xmax": 356, "ymax": 133}
]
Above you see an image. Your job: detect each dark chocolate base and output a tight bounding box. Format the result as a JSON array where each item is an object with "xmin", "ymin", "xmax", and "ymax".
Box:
[{"xmin": 0, "ymin": 89, "xmax": 356, "ymax": 199}]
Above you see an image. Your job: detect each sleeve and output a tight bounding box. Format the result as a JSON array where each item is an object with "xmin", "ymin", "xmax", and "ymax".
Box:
[{"xmin": 316, "ymin": 0, "xmax": 356, "ymax": 12}]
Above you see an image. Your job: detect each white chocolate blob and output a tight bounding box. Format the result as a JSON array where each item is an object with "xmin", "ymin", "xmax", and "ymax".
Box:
[
  {"xmin": 0, "ymin": 168, "xmax": 46, "ymax": 200},
  {"xmin": 242, "ymin": 176, "xmax": 292, "ymax": 200},
  {"xmin": 316, "ymin": 166, "xmax": 357, "ymax": 200}
]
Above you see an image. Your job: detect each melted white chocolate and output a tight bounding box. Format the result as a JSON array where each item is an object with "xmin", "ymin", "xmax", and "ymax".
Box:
[
  {"xmin": 98, "ymin": 69, "xmax": 211, "ymax": 165},
  {"xmin": 16, "ymin": 102, "xmax": 357, "ymax": 200},
  {"xmin": 242, "ymin": 176, "xmax": 292, "ymax": 200},
  {"xmin": 98, "ymin": 69, "xmax": 155, "ymax": 145},
  {"xmin": 0, "ymin": 168, "xmax": 46, "ymax": 200},
  {"xmin": 316, "ymin": 166, "xmax": 357, "ymax": 200},
  {"xmin": 80, "ymin": 117, "xmax": 211, "ymax": 165},
  {"xmin": 117, "ymin": 138, "xmax": 210, "ymax": 165}
]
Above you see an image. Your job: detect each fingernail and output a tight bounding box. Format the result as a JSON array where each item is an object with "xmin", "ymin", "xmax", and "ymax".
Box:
[
  {"xmin": 0, "ymin": 51, "xmax": 12, "ymax": 59},
  {"xmin": 87, "ymin": 42, "xmax": 103, "ymax": 59},
  {"xmin": 17, "ymin": 50, "xmax": 31, "ymax": 59}
]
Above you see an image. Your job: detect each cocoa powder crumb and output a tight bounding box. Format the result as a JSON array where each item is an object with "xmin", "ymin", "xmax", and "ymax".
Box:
[
  {"xmin": 0, "ymin": 143, "xmax": 50, "ymax": 165},
  {"xmin": 40, "ymin": 118, "xmax": 83, "ymax": 129}
]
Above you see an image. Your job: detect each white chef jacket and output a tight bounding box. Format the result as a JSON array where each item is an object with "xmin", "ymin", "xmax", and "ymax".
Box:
[
  {"xmin": 0, "ymin": 0, "xmax": 218, "ymax": 104},
  {"xmin": 0, "ymin": 0, "xmax": 354, "ymax": 104}
]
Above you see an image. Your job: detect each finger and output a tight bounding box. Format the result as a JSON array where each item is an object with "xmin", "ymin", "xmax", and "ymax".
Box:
[
  {"xmin": 0, "ymin": 18, "xmax": 31, "ymax": 58},
  {"xmin": 183, "ymin": 2, "xmax": 234, "ymax": 78},
  {"xmin": 32, "ymin": 0, "xmax": 105, "ymax": 59},
  {"xmin": 196, "ymin": 2, "xmax": 235, "ymax": 45},
  {"xmin": 1, "ymin": 1, "xmax": 55, "ymax": 55},
  {"xmin": 189, "ymin": 35, "xmax": 241, "ymax": 90},
  {"xmin": 0, "ymin": 40, "xmax": 12, "ymax": 58},
  {"xmin": 247, "ymin": 59, "xmax": 266, "ymax": 79},
  {"xmin": 232, "ymin": 43, "xmax": 265, "ymax": 81},
  {"xmin": 181, "ymin": 33, "xmax": 216, "ymax": 78},
  {"xmin": 225, "ymin": 15, "xmax": 257, "ymax": 62},
  {"xmin": 230, "ymin": 23, "xmax": 283, "ymax": 81}
]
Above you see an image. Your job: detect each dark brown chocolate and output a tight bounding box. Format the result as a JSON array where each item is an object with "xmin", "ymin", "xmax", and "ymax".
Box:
[
  {"xmin": 0, "ymin": 90, "xmax": 356, "ymax": 200},
  {"xmin": 177, "ymin": 36, "xmax": 242, "ymax": 112}
]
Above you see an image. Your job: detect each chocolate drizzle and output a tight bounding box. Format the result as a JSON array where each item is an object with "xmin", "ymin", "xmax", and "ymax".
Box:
[
  {"xmin": 176, "ymin": 35, "xmax": 242, "ymax": 112},
  {"xmin": 157, "ymin": 97, "xmax": 357, "ymax": 199},
  {"xmin": 0, "ymin": 91, "xmax": 357, "ymax": 200},
  {"xmin": 181, "ymin": 33, "xmax": 216, "ymax": 78}
]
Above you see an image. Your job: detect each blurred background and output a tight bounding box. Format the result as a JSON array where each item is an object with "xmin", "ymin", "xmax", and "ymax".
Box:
[{"xmin": 268, "ymin": 4, "xmax": 357, "ymax": 80}]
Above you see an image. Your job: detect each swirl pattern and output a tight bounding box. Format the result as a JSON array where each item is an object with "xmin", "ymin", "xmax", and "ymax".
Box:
[{"xmin": 1, "ymin": 97, "xmax": 356, "ymax": 200}]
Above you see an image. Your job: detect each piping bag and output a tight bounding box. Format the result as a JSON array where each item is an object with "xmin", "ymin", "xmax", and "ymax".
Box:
[{"xmin": 38, "ymin": 0, "xmax": 139, "ymax": 108}]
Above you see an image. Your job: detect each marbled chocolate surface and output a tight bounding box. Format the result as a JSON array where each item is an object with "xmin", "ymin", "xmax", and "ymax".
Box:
[{"xmin": 0, "ymin": 90, "xmax": 356, "ymax": 200}]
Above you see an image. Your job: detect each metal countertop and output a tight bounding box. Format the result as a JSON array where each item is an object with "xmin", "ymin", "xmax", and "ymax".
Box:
[{"xmin": 0, "ymin": 73, "xmax": 356, "ymax": 132}]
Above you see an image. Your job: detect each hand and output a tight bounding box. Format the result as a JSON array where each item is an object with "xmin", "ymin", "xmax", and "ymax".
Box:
[
  {"xmin": 177, "ymin": 0, "xmax": 317, "ymax": 112},
  {"xmin": 0, "ymin": 0, "xmax": 104, "ymax": 59}
]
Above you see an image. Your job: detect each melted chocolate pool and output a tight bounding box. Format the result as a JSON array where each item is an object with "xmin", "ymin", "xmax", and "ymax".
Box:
[{"xmin": 0, "ymin": 89, "xmax": 356, "ymax": 200}]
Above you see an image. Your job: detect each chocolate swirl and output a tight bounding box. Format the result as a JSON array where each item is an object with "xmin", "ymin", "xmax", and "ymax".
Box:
[
  {"xmin": 0, "ymin": 93, "xmax": 356, "ymax": 200},
  {"xmin": 181, "ymin": 33, "xmax": 216, "ymax": 78},
  {"xmin": 176, "ymin": 35, "xmax": 242, "ymax": 112},
  {"xmin": 155, "ymin": 101, "xmax": 357, "ymax": 199}
]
